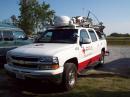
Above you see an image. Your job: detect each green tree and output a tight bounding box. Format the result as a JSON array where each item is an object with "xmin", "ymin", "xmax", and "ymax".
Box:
[
  {"xmin": 109, "ymin": 32, "xmax": 130, "ymax": 37},
  {"xmin": 10, "ymin": 15, "xmax": 18, "ymax": 26},
  {"xmin": 34, "ymin": 1, "xmax": 55, "ymax": 33},
  {"xmin": 18, "ymin": 0, "xmax": 36, "ymax": 35},
  {"xmin": 18, "ymin": 0, "xmax": 55, "ymax": 35}
]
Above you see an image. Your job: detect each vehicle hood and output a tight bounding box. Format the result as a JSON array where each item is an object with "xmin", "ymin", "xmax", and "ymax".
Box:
[{"xmin": 9, "ymin": 43, "xmax": 75, "ymax": 57}]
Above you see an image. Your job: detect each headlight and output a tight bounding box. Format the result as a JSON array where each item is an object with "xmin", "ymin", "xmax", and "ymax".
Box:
[
  {"xmin": 52, "ymin": 57, "xmax": 59, "ymax": 64},
  {"xmin": 39, "ymin": 57, "xmax": 53, "ymax": 64},
  {"xmin": 38, "ymin": 57, "xmax": 59, "ymax": 70}
]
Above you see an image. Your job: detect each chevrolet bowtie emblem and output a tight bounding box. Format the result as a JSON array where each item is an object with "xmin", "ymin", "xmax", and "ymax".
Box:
[{"xmin": 19, "ymin": 60, "xmax": 25, "ymax": 64}]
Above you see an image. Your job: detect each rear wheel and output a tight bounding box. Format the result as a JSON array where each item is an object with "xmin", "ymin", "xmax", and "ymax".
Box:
[
  {"xmin": 95, "ymin": 51, "xmax": 105, "ymax": 68},
  {"xmin": 62, "ymin": 63, "xmax": 77, "ymax": 91},
  {"xmin": 100, "ymin": 51, "xmax": 105, "ymax": 64}
]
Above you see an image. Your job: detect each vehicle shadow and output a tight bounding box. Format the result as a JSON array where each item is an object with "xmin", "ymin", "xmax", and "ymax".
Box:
[
  {"xmin": 0, "ymin": 78, "xmax": 66, "ymax": 97},
  {"xmin": 8, "ymin": 79, "xmax": 64, "ymax": 94},
  {"xmin": 79, "ymin": 58, "xmax": 130, "ymax": 78},
  {"xmin": 97, "ymin": 58, "xmax": 130, "ymax": 77}
]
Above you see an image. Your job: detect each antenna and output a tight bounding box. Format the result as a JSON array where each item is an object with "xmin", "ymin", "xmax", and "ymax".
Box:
[
  {"xmin": 86, "ymin": 10, "xmax": 105, "ymax": 32},
  {"xmin": 82, "ymin": 8, "xmax": 85, "ymax": 16},
  {"xmin": 89, "ymin": 11, "xmax": 100, "ymax": 24},
  {"xmin": 87, "ymin": 11, "xmax": 90, "ymax": 19}
]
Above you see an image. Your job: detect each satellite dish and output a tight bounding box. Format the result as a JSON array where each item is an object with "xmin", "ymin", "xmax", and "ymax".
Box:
[{"xmin": 54, "ymin": 16, "xmax": 71, "ymax": 27}]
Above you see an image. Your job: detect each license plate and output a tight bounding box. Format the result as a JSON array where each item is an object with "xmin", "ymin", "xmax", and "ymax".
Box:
[{"xmin": 16, "ymin": 73, "xmax": 25, "ymax": 80}]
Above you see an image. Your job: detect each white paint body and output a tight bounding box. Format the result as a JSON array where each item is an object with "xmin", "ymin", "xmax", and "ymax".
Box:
[{"xmin": 4, "ymin": 27, "xmax": 107, "ymax": 80}]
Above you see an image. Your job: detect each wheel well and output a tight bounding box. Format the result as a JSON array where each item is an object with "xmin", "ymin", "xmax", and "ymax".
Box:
[
  {"xmin": 64, "ymin": 58, "xmax": 78, "ymax": 69},
  {"xmin": 102, "ymin": 48, "xmax": 105, "ymax": 52}
]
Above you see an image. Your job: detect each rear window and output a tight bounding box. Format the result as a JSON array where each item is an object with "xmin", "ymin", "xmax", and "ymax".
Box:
[{"xmin": 96, "ymin": 31, "xmax": 106, "ymax": 40}]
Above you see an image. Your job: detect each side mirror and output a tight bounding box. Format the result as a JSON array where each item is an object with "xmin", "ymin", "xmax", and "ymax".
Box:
[{"xmin": 80, "ymin": 38, "xmax": 91, "ymax": 44}]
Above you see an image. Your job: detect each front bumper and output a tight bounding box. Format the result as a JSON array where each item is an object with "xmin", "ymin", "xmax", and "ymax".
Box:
[{"xmin": 4, "ymin": 64, "xmax": 63, "ymax": 84}]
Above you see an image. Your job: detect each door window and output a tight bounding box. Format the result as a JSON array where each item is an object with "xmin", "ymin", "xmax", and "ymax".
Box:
[
  {"xmin": 80, "ymin": 29, "xmax": 90, "ymax": 42},
  {"xmin": 88, "ymin": 30, "xmax": 97, "ymax": 42},
  {"xmin": 3, "ymin": 31, "xmax": 14, "ymax": 41}
]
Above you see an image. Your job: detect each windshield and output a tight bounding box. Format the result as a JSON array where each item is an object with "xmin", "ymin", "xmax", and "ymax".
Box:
[
  {"xmin": 36, "ymin": 29, "xmax": 78, "ymax": 43},
  {"xmin": 13, "ymin": 31, "xmax": 26, "ymax": 40}
]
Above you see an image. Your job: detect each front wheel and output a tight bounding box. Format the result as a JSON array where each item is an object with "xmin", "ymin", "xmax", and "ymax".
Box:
[{"xmin": 62, "ymin": 63, "xmax": 77, "ymax": 91}]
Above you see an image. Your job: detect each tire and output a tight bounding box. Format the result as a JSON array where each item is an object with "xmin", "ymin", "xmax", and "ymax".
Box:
[
  {"xmin": 95, "ymin": 51, "xmax": 105, "ymax": 68},
  {"xmin": 62, "ymin": 63, "xmax": 77, "ymax": 91},
  {"xmin": 99, "ymin": 51, "xmax": 105, "ymax": 65}
]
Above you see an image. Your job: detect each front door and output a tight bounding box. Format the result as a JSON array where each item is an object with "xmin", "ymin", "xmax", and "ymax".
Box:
[{"xmin": 78, "ymin": 29, "xmax": 93, "ymax": 71}]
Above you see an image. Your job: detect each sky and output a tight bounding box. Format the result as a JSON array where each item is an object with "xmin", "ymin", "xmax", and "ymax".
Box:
[{"xmin": 0, "ymin": 0, "xmax": 130, "ymax": 35}]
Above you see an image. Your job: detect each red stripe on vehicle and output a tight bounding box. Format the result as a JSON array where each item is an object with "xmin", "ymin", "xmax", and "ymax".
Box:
[{"xmin": 78, "ymin": 54, "xmax": 100, "ymax": 71}]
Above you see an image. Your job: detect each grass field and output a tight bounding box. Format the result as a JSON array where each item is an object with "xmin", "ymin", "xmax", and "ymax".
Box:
[
  {"xmin": 0, "ymin": 69, "xmax": 130, "ymax": 97},
  {"xmin": 107, "ymin": 37, "xmax": 130, "ymax": 45},
  {"xmin": 31, "ymin": 76, "xmax": 130, "ymax": 97}
]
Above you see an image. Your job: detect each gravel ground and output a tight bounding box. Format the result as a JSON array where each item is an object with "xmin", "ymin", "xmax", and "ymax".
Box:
[{"xmin": 106, "ymin": 45, "xmax": 130, "ymax": 62}]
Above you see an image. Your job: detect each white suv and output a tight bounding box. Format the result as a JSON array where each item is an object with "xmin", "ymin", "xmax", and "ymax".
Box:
[{"xmin": 4, "ymin": 25, "xmax": 107, "ymax": 90}]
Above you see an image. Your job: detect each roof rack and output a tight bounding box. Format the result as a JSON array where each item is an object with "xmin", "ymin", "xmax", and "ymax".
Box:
[
  {"xmin": 47, "ymin": 24, "xmax": 81, "ymax": 30},
  {"xmin": 71, "ymin": 16, "xmax": 105, "ymax": 32},
  {"xmin": 47, "ymin": 16, "xmax": 105, "ymax": 33}
]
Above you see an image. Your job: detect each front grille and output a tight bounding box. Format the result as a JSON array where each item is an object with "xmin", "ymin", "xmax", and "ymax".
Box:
[
  {"xmin": 11, "ymin": 56, "xmax": 39, "ymax": 62},
  {"xmin": 12, "ymin": 63, "xmax": 38, "ymax": 68},
  {"xmin": 11, "ymin": 55, "xmax": 39, "ymax": 68}
]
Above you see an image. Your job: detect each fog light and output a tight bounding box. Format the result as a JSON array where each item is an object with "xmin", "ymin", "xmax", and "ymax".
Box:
[{"xmin": 51, "ymin": 64, "xmax": 59, "ymax": 69}]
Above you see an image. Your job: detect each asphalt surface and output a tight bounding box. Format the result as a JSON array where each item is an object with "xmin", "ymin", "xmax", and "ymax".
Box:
[{"xmin": 96, "ymin": 45, "xmax": 130, "ymax": 77}]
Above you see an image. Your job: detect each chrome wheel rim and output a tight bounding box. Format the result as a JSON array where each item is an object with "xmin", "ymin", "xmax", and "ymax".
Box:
[
  {"xmin": 100, "ymin": 51, "xmax": 105, "ymax": 64},
  {"xmin": 68, "ymin": 70, "xmax": 75, "ymax": 86}
]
